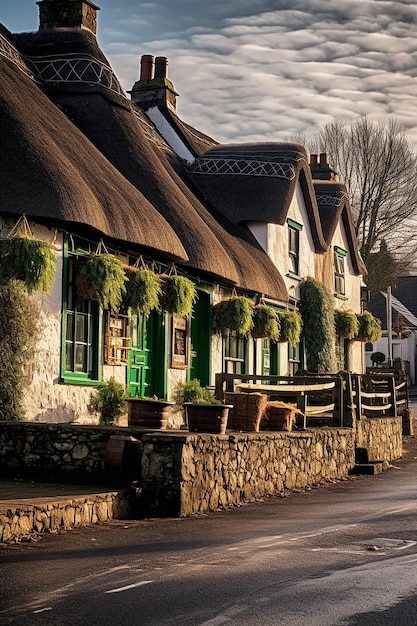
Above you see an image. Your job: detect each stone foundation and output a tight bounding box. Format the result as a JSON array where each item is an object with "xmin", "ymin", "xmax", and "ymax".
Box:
[
  {"xmin": 0, "ymin": 490, "xmax": 131, "ymax": 543},
  {"xmin": 141, "ymin": 429, "xmax": 357, "ymax": 517}
]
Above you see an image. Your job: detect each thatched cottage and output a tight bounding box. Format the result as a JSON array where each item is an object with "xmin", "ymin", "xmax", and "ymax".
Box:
[{"xmin": 0, "ymin": 0, "xmax": 367, "ymax": 423}]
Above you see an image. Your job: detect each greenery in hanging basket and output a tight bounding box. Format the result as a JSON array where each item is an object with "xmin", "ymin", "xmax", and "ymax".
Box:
[
  {"xmin": 213, "ymin": 296, "xmax": 254, "ymax": 336},
  {"xmin": 125, "ymin": 267, "xmax": 162, "ymax": 315},
  {"xmin": 76, "ymin": 253, "xmax": 127, "ymax": 312},
  {"xmin": 161, "ymin": 275, "xmax": 196, "ymax": 317},
  {"xmin": 276, "ymin": 310, "xmax": 302, "ymax": 347},
  {"xmin": 0, "ymin": 236, "xmax": 56, "ymax": 294},
  {"xmin": 334, "ymin": 309, "xmax": 359, "ymax": 339},
  {"xmin": 299, "ymin": 277, "xmax": 336, "ymax": 372},
  {"xmin": 252, "ymin": 304, "xmax": 280, "ymax": 341},
  {"xmin": 355, "ymin": 311, "xmax": 382, "ymax": 343}
]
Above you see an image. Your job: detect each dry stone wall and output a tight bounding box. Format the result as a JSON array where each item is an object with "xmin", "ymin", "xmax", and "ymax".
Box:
[
  {"xmin": 356, "ymin": 417, "xmax": 402, "ymax": 463},
  {"xmin": 141, "ymin": 429, "xmax": 357, "ymax": 517}
]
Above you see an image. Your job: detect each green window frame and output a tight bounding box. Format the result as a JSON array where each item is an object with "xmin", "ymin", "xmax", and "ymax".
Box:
[
  {"xmin": 288, "ymin": 341, "xmax": 301, "ymax": 376},
  {"xmin": 334, "ymin": 246, "xmax": 347, "ymax": 295},
  {"xmin": 61, "ymin": 241, "xmax": 101, "ymax": 384},
  {"xmin": 224, "ymin": 330, "xmax": 247, "ymax": 375},
  {"xmin": 287, "ymin": 219, "xmax": 303, "ymax": 276}
]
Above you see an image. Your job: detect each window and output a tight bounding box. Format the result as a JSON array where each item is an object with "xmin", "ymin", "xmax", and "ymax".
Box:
[
  {"xmin": 224, "ymin": 330, "xmax": 246, "ymax": 375},
  {"xmin": 287, "ymin": 219, "xmax": 303, "ymax": 276},
  {"xmin": 334, "ymin": 246, "xmax": 346, "ymax": 295},
  {"xmin": 288, "ymin": 342, "xmax": 300, "ymax": 376},
  {"xmin": 62, "ymin": 249, "xmax": 100, "ymax": 382}
]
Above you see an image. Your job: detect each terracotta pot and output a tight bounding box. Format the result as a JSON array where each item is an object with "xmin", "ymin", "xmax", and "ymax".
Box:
[
  {"xmin": 127, "ymin": 398, "xmax": 173, "ymax": 429},
  {"xmin": 184, "ymin": 403, "xmax": 232, "ymax": 434}
]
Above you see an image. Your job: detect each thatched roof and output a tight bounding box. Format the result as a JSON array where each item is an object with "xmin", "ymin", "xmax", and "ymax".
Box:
[
  {"xmin": 314, "ymin": 181, "xmax": 366, "ymax": 275},
  {"xmin": 2, "ymin": 27, "xmax": 288, "ymax": 301},
  {"xmin": 187, "ymin": 142, "xmax": 328, "ymax": 254},
  {"xmin": 157, "ymin": 107, "xmax": 218, "ymax": 157}
]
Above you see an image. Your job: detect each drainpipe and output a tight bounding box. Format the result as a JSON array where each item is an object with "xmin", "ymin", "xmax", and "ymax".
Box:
[{"xmin": 387, "ymin": 286, "xmax": 392, "ymax": 366}]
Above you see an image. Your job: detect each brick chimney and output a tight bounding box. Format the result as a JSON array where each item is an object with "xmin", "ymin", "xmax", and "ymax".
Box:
[
  {"xmin": 129, "ymin": 55, "xmax": 178, "ymax": 112},
  {"xmin": 37, "ymin": 0, "xmax": 100, "ymax": 34},
  {"xmin": 309, "ymin": 153, "xmax": 337, "ymax": 181}
]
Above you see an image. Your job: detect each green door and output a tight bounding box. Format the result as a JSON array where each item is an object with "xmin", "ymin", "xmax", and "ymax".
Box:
[
  {"xmin": 128, "ymin": 312, "xmax": 152, "ymax": 397},
  {"xmin": 190, "ymin": 291, "xmax": 211, "ymax": 387},
  {"xmin": 128, "ymin": 311, "xmax": 166, "ymax": 398}
]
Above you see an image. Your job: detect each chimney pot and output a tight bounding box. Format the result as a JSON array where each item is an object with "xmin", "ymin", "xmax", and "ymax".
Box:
[
  {"xmin": 140, "ymin": 55, "xmax": 155, "ymax": 81},
  {"xmin": 319, "ymin": 153, "xmax": 327, "ymax": 164},
  {"xmin": 310, "ymin": 154, "xmax": 318, "ymax": 164},
  {"xmin": 154, "ymin": 56, "xmax": 168, "ymax": 80}
]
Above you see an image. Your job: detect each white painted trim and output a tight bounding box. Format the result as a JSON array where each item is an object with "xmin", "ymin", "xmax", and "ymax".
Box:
[{"xmin": 146, "ymin": 107, "xmax": 195, "ymax": 164}]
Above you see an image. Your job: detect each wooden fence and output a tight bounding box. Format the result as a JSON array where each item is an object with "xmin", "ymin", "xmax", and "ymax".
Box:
[{"xmin": 214, "ymin": 372, "xmax": 408, "ymax": 427}]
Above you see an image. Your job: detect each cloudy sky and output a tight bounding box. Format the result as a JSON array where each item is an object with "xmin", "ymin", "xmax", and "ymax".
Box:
[{"xmin": 3, "ymin": 0, "xmax": 417, "ymax": 147}]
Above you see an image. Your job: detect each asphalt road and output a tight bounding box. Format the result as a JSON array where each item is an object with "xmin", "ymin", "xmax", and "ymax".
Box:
[{"xmin": 2, "ymin": 421, "xmax": 417, "ymax": 626}]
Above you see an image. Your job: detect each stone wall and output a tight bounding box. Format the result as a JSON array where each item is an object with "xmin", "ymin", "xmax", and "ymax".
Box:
[
  {"xmin": 0, "ymin": 490, "xmax": 131, "ymax": 543},
  {"xmin": 0, "ymin": 417, "xmax": 403, "ymax": 518},
  {"xmin": 0, "ymin": 422, "xmax": 134, "ymax": 484},
  {"xmin": 356, "ymin": 417, "xmax": 402, "ymax": 463},
  {"xmin": 141, "ymin": 429, "xmax": 357, "ymax": 517}
]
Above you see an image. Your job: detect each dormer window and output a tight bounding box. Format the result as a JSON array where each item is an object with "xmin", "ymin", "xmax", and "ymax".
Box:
[
  {"xmin": 334, "ymin": 246, "xmax": 347, "ymax": 295},
  {"xmin": 287, "ymin": 219, "xmax": 303, "ymax": 276}
]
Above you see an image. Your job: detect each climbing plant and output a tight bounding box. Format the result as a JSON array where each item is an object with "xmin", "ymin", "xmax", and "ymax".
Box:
[
  {"xmin": 0, "ymin": 280, "xmax": 39, "ymax": 420},
  {"xmin": 299, "ymin": 277, "xmax": 336, "ymax": 372}
]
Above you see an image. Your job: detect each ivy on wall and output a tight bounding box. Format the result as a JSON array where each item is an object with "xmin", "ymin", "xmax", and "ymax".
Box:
[
  {"xmin": 299, "ymin": 277, "xmax": 337, "ymax": 373},
  {"xmin": 0, "ymin": 280, "xmax": 39, "ymax": 420}
]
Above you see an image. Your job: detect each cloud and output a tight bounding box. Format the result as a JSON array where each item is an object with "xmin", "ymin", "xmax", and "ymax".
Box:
[{"xmin": 87, "ymin": 1, "xmax": 417, "ymax": 148}]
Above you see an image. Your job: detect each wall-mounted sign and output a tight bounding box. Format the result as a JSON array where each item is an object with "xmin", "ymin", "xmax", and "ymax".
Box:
[{"xmin": 171, "ymin": 315, "xmax": 188, "ymax": 369}]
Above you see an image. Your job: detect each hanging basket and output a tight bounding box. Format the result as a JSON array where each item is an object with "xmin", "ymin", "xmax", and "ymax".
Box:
[
  {"xmin": 251, "ymin": 304, "xmax": 280, "ymax": 340},
  {"xmin": 125, "ymin": 267, "xmax": 162, "ymax": 315},
  {"xmin": 213, "ymin": 296, "xmax": 254, "ymax": 336},
  {"xmin": 0, "ymin": 215, "xmax": 56, "ymax": 294},
  {"xmin": 277, "ymin": 310, "xmax": 302, "ymax": 346},
  {"xmin": 160, "ymin": 275, "xmax": 196, "ymax": 317},
  {"xmin": 76, "ymin": 252, "xmax": 127, "ymax": 312},
  {"xmin": 334, "ymin": 309, "xmax": 359, "ymax": 339},
  {"xmin": 355, "ymin": 311, "xmax": 382, "ymax": 343}
]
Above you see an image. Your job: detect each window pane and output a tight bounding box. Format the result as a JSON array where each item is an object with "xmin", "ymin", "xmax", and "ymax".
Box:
[
  {"xmin": 75, "ymin": 313, "xmax": 87, "ymax": 342},
  {"xmin": 65, "ymin": 343, "xmax": 73, "ymax": 371},
  {"xmin": 75, "ymin": 344, "xmax": 87, "ymax": 372}
]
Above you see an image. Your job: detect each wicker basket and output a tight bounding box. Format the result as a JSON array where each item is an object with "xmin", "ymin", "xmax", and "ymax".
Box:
[
  {"xmin": 261, "ymin": 401, "xmax": 301, "ymax": 431},
  {"xmin": 224, "ymin": 392, "xmax": 268, "ymax": 432}
]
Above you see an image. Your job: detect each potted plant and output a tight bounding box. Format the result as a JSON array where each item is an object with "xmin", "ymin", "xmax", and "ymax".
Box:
[
  {"xmin": 334, "ymin": 309, "xmax": 359, "ymax": 339},
  {"xmin": 125, "ymin": 267, "xmax": 162, "ymax": 315},
  {"xmin": 76, "ymin": 252, "xmax": 127, "ymax": 312},
  {"xmin": 371, "ymin": 351, "xmax": 385, "ymax": 367},
  {"xmin": 174, "ymin": 379, "xmax": 232, "ymax": 434},
  {"xmin": 88, "ymin": 378, "xmax": 127, "ymax": 425},
  {"xmin": 355, "ymin": 311, "xmax": 382, "ymax": 343},
  {"xmin": 127, "ymin": 395, "xmax": 173, "ymax": 429},
  {"xmin": 161, "ymin": 275, "xmax": 196, "ymax": 317},
  {"xmin": 251, "ymin": 304, "xmax": 280, "ymax": 340},
  {"xmin": 213, "ymin": 296, "xmax": 254, "ymax": 336}
]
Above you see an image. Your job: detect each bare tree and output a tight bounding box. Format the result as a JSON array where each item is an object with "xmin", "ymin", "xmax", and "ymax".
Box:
[{"xmin": 314, "ymin": 116, "xmax": 417, "ymax": 271}]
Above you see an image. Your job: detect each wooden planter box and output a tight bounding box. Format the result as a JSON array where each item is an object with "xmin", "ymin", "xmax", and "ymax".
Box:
[
  {"xmin": 127, "ymin": 398, "xmax": 173, "ymax": 429},
  {"xmin": 184, "ymin": 403, "xmax": 232, "ymax": 434}
]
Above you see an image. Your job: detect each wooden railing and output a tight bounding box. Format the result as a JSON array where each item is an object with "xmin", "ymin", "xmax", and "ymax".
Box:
[
  {"xmin": 214, "ymin": 372, "xmax": 408, "ymax": 427},
  {"xmin": 215, "ymin": 373, "xmax": 345, "ymax": 427}
]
